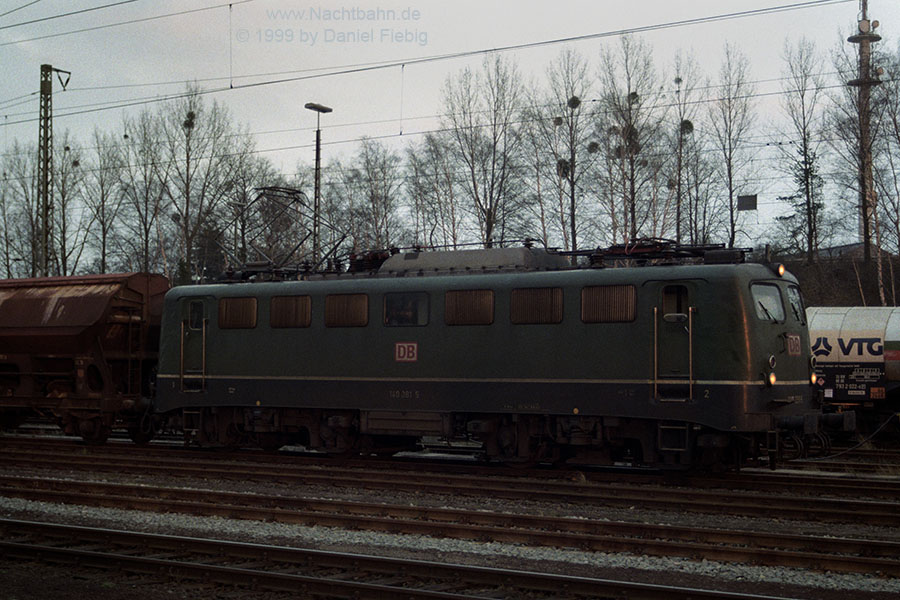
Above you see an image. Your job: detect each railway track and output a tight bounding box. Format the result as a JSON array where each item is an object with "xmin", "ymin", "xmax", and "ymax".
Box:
[
  {"xmin": 2, "ymin": 518, "xmax": 793, "ymax": 600},
  {"xmin": 2, "ymin": 439, "xmax": 900, "ymax": 524},
  {"xmin": 2, "ymin": 474, "xmax": 899, "ymax": 577}
]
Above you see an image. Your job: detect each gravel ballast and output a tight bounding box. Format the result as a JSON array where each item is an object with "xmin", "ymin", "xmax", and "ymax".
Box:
[{"xmin": 1, "ymin": 492, "xmax": 899, "ymax": 600}]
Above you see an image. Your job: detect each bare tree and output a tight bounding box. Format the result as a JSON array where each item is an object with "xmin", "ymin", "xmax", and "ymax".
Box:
[
  {"xmin": 52, "ymin": 131, "xmax": 90, "ymax": 275},
  {"xmin": 2, "ymin": 141, "xmax": 39, "ymax": 276},
  {"xmin": 683, "ymin": 136, "xmax": 725, "ymax": 244},
  {"xmin": 120, "ymin": 109, "xmax": 168, "ymax": 274},
  {"xmin": 707, "ymin": 42, "xmax": 757, "ymax": 248},
  {"xmin": 406, "ymin": 132, "xmax": 463, "ymax": 248},
  {"xmin": 522, "ymin": 49, "xmax": 598, "ymax": 254},
  {"xmin": 774, "ymin": 37, "xmax": 828, "ymax": 264},
  {"xmin": 597, "ymin": 35, "xmax": 669, "ymax": 243},
  {"xmin": 668, "ymin": 51, "xmax": 703, "ymax": 244},
  {"xmin": 876, "ymin": 48, "xmax": 900, "ymax": 254},
  {"xmin": 0, "ymin": 170, "xmax": 13, "ymax": 277},
  {"xmin": 355, "ymin": 137, "xmax": 404, "ymax": 249},
  {"xmin": 159, "ymin": 88, "xmax": 238, "ymax": 283},
  {"xmin": 82, "ymin": 128, "xmax": 124, "ymax": 273},
  {"xmin": 442, "ymin": 55, "xmax": 523, "ymax": 247}
]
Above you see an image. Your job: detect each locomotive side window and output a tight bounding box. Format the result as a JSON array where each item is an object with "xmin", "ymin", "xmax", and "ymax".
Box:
[
  {"xmin": 188, "ymin": 300, "xmax": 205, "ymax": 330},
  {"xmin": 325, "ymin": 294, "xmax": 369, "ymax": 327},
  {"xmin": 581, "ymin": 285, "xmax": 636, "ymax": 323},
  {"xmin": 751, "ymin": 284, "xmax": 785, "ymax": 322},
  {"xmin": 662, "ymin": 285, "xmax": 688, "ymax": 316},
  {"xmin": 218, "ymin": 297, "xmax": 257, "ymax": 329},
  {"xmin": 270, "ymin": 296, "xmax": 311, "ymax": 328},
  {"xmin": 384, "ymin": 292, "xmax": 428, "ymax": 326},
  {"xmin": 445, "ymin": 289, "xmax": 494, "ymax": 325},
  {"xmin": 510, "ymin": 287, "xmax": 563, "ymax": 324},
  {"xmin": 787, "ymin": 285, "xmax": 805, "ymax": 324}
]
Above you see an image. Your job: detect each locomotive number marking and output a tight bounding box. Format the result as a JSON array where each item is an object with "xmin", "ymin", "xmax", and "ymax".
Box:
[{"xmin": 395, "ymin": 342, "xmax": 418, "ymax": 362}]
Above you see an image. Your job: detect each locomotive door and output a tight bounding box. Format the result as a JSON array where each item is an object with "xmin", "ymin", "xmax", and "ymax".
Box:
[
  {"xmin": 655, "ymin": 283, "xmax": 695, "ymax": 400},
  {"xmin": 180, "ymin": 298, "xmax": 207, "ymax": 391}
]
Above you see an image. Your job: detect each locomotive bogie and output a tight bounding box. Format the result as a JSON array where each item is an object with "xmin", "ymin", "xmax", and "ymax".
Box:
[{"xmin": 154, "ymin": 256, "xmax": 838, "ymax": 469}]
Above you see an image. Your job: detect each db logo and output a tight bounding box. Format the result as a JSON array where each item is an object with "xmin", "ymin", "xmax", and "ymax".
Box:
[
  {"xmin": 395, "ymin": 342, "xmax": 418, "ymax": 362},
  {"xmin": 786, "ymin": 334, "xmax": 802, "ymax": 356}
]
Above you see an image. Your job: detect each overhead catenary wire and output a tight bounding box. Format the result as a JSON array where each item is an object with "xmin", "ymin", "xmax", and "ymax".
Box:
[
  {"xmin": 0, "ymin": 0, "xmax": 884, "ymax": 229},
  {"xmin": 0, "ymin": 0, "xmax": 139, "ymax": 31},
  {"xmin": 0, "ymin": 0, "xmax": 257, "ymax": 46},
  {"xmin": 0, "ymin": 0, "xmax": 859, "ymax": 121},
  {"xmin": 0, "ymin": 0, "xmax": 43, "ymax": 20}
]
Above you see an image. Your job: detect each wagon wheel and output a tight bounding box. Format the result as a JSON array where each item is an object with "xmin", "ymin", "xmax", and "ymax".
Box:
[
  {"xmin": 127, "ymin": 411, "xmax": 157, "ymax": 445},
  {"xmin": 126, "ymin": 426, "xmax": 154, "ymax": 445},
  {"xmin": 805, "ymin": 432, "xmax": 831, "ymax": 458},
  {"xmin": 78, "ymin": 418, "xmax": 110, "ymax": 445}
]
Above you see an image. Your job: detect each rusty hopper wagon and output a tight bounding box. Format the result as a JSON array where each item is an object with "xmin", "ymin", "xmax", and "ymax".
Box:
[{"xmin": 0, "ymin": 273, "xmax": 169, "ymax": 443}]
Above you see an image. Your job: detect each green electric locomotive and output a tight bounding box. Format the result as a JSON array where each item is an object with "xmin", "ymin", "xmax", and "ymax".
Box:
[{"xmin": 154, "ymin": 245, "xmax": 851, "ymax": 469}]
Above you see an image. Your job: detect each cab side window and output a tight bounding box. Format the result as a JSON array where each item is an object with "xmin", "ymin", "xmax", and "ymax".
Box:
[
  {"xmin": 384, "ymin": 292, "xmax": 429, "ymax": 326},
  {"xmin": 787, "ymin": 285, "xmax": 805, "ymax": 324}
]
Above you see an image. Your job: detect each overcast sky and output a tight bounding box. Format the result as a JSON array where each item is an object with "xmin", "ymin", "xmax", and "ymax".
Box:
[{"xmin": 2, "ymin": 0, "xmax": 899, "ymax": 240}]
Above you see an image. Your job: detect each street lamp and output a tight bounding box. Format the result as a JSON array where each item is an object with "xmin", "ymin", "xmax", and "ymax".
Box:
[{"xmin": 305, "ymin": 102, "xmax": 332, "ymax": 266}]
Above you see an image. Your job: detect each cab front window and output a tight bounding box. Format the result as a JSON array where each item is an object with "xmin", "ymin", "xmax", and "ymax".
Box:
[{"xmin": 751, "ymin": 283, "xmax": 785, "ymax": 322}]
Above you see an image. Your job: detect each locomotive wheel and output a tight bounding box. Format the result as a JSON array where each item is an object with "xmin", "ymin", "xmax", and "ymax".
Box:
[
  {"xmin": 256, "ymin": 433, "xmax": 284, "ymax": 452},
  {"xmin": 78, "ymin": 418, "xmax": 110, "ymax": 445},
  {"xmin": 779, "ymin": 434, "xmax": 806, "ymax": 461}
]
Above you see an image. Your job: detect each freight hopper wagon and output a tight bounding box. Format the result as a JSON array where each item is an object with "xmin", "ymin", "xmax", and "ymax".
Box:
[
  {"xmin": 0, "ymin": 273, "xmax": 169, "ymax": 443},
  {"xmin": 808, "ymin": 306, "xmax": 900, "ymax": 436}
]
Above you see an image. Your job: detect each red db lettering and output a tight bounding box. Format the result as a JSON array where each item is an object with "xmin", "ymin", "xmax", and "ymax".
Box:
[{"xmin": 395, "ymin": 342, "xmax": 418, "ymax": 362}]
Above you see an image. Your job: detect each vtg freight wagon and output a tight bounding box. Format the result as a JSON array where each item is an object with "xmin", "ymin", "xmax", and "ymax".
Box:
[{"xmin": 807, "ymin": 306, "xmax": 900, "ymax": 435}]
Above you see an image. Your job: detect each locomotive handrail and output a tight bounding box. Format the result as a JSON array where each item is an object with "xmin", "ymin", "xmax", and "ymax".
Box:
[
  {"xmin": 653, "ymin": 306, "xmax": 658, "ymax": 399},
  {"xmin": 179, "ymin": 318, "xmax": 207, "ymax": 392},
  {"xmin": 179, "ymin": 320, "xmax": 184, "ymax": 391},
  {"xmin": 689, "ymin": 306, "xmax": 695, "ymax": 400}
]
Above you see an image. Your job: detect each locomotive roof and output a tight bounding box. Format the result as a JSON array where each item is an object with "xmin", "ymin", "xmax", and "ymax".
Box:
[
  {"xmin": 167, "ymin": 258, "xmax": 795, "ymax": 300},
  {"xmin": 377, "ymin": 247, "xmax": 572, "ymax": 273}
]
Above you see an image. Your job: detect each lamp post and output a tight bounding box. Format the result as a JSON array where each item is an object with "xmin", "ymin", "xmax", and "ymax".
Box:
[{"xmin": 304, "ymin": 102, "xmax": 332, "ymax": 265}]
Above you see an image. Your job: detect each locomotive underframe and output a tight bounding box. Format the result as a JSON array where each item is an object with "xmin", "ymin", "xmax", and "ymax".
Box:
[{"xmin": 161, "ymin": 375, "xmax": 831, "ymax": 469}]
